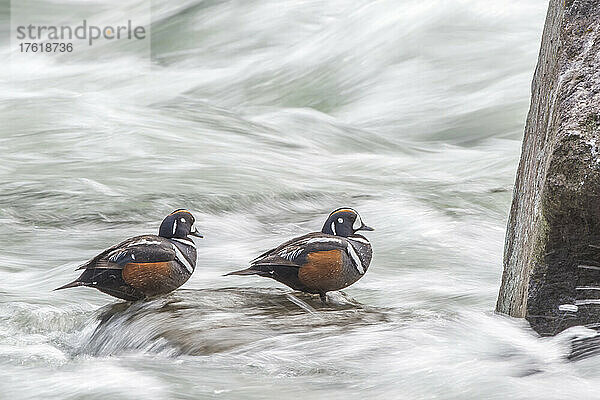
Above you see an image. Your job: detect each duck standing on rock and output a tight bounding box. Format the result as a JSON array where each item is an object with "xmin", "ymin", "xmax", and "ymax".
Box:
[
  {"xmin": 56, "ymin": 209, "xmax": 203, "ymax": 301},
  {"xmin": 226, "ymin": 208, "xmax": 374, "ymax": 302}
]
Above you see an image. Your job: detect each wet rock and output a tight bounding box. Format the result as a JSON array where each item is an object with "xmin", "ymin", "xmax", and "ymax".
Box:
[
  {"xmin": 77, "ymin": 288, "xmax": 395, "ymax": 357},
  {"xmin": 496, "ymin": 0, "xmax": 600, "ymax": 335}
]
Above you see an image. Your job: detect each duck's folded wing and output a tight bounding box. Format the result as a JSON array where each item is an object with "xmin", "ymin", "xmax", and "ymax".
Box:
[
  {"xmin": 77, "ymin": 236, "xmax": 176, "ymax": 270},
  {"xmin": 251, "ymin": 234, "xmax": 347, "ymax": 268}
]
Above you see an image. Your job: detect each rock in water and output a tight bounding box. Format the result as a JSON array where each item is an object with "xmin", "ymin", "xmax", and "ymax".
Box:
[{"xmin": 497, "ymin": 0, "xmax": 600, "ymax": 336}]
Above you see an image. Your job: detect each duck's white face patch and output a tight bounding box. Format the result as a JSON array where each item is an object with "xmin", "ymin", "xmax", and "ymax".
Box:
[
  {"xmin": 172, "ymin": 219, "xmax": 178, "ymax": 234},
  {"xmin": 180, "ymin": 218, "xmax": 186, "ymax": 223},
  {"xmin": 353, "ymin": 213, "xmax": 362, "ymax": 231},
  {"xmin": 337, "ymin": 217, "xmax": 344, "ymax": 223}
]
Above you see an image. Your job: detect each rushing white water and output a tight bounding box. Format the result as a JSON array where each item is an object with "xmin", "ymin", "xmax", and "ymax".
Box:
[{"xmin": 2, "ymin": 0, "xmax": 598, "ymax": 399}]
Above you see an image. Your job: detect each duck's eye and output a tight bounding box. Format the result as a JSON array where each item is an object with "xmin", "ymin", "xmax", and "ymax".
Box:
[{"xmin": 338, "ymin": 218, "xmax": 344, "ymax": 223}]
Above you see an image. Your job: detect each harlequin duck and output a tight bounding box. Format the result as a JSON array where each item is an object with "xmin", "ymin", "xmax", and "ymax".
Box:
[
  {"xmin": 55, "ymin": 209, "xmax": 202, "ymax": 301},
  {"xmin": 226, "ymin": 208, "xmax": 373, "ymax": 302}
]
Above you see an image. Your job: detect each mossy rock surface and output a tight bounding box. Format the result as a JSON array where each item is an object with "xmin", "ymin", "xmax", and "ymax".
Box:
[{"xmin": 497, "ymin": 0, "xmax": 600, "ymax": 335}]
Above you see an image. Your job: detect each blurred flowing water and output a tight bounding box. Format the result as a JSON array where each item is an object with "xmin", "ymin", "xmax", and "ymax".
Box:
[{"xmin": 2, "ymin": 0, "xmax": 598, "ymax": 399}]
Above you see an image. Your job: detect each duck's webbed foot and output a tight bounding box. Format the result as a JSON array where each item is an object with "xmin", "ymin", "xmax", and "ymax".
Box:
[{"xmin": 319, "ymin": 292, "xmax": 327, "ymax": 304}]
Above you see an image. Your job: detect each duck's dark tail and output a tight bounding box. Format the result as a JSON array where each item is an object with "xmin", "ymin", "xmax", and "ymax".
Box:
[
  {"xmin": 54, "ymin": 280, "xmax": 86, "ymax": 291},
  {"xmin": 224, "ymin": 268, "xmax": 260, "ymax": 277}
]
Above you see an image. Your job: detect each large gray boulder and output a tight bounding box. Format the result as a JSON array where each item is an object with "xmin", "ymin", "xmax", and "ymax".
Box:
[{"xmin": 496, "ymin": 0, "xmax": 600, "ymax": 336}]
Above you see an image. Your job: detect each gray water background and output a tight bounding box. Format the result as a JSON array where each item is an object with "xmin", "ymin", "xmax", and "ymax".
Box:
[{"xmin": 2, "ymin": 1, "xmax": 599, "ymax": 399}]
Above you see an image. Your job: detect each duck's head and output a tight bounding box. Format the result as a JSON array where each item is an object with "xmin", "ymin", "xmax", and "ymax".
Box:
[
  {"xmin": 321, "ymin": 208, "xmax": 373, "ymax": 237},
  {"xmin": 159, "ymin": 209, "xmax": 203, "ymax": 239}
]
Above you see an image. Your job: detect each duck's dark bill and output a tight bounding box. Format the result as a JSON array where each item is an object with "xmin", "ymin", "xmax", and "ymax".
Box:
[
  {"xmin": 190, "ymin": 231, "xmax": 204, "ymax": 238},
  {"xmin": 359, "ymin": 225, "xmax": 374, "ymax": 231}
]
